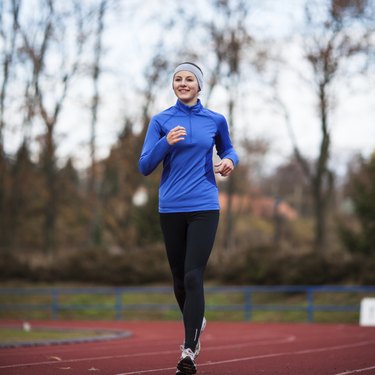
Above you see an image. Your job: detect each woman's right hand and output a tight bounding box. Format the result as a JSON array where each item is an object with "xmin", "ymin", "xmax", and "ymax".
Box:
[{"xmin": 167, "ymin": 126, "xmax": 187, "ymax": 145}]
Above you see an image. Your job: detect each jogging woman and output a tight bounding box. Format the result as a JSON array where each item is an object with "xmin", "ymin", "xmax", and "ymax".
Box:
[{"xmin": 139, "ymin": 62, "xmax": 239, "ymax": 374}]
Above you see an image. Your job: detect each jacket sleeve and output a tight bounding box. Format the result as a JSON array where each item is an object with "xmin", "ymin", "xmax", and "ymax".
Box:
[
  {"xmin": 215, "ymin": 115, "xmax": 239, "ymax": 166},
  {"xmin": 138, "ymin": 117, "xmax": 172, "ymax": 176}
]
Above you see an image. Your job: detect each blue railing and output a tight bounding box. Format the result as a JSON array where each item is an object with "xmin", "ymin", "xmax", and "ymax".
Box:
[{"xmin": 0, "ymin": 285, "xmax": 374, "ymax": 322}]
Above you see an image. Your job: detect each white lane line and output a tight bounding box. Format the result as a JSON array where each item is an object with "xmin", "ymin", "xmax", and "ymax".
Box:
[
  {"xmin": 0, "ymin": 349, "xmax": 177, "ymax": 369},
  {"xmin": 114, "ymin": 339, "xmax": 375, "ymax": 375},
  {"xmin": 0, "ymin": 333, "xmax": 286, "ymax": 358},
  {"xmin": 0, "ymin": 335, "xmax": 295, "ymax": 369},
  {"xmin": 333, "ymin": 365, "xmax": 375, "ymax": 375},
  {"xmin": 115, "ymin": 367, "xmax": 177, "ymax": 375}
]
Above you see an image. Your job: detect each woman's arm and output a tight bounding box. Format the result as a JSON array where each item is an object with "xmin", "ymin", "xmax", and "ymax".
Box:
[
  {"xmin": 214, "ymin": 115, "xmax": 239, "ymax": 176},
  {"xmin": 138, "ymin": 118, "xmax": 171, "ymax": 176}
]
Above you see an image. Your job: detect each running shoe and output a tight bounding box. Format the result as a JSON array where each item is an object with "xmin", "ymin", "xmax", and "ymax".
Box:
[
  {"xmin": 180, "ymin": 317, "xmax": 207, "ymax": 358},
  {"xmin": 177, "ymin": 348, "xmax": 197, "ymax": 375}
]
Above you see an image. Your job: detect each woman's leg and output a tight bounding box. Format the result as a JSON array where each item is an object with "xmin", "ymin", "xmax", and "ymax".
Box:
[
  {"xmin": 183, "ymin": 210, "xmax": 219, "ymax": 351},
  {"xmin": 160, "ymin": 210, "xmax": 219, "ymax": 352},
  {"xmin": 159, "ymin": 213, "xmax": 187, "ymax": 313}
]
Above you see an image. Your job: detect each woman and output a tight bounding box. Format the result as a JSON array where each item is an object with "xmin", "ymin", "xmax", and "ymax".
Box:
[{"xmin": 139, "ymin": 62, "xmax": 239, "ymax": 374}]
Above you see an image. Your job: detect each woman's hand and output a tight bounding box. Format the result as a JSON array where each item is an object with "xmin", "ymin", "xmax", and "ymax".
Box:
[
  {"xmin": 167, "ymin": 126, "xmax": 187, "ymax": 145},
  {"xmin": 215, "ymin": 158, "xmax": 234, "ymax": 177}
]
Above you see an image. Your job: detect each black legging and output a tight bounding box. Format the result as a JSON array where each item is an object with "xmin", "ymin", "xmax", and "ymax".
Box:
[{"xmin": 160, "ymin": 210, "xmax": 220, "ymax": 351}]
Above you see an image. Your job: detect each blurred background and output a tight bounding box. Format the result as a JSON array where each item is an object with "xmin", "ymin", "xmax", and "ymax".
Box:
[{"xmin": 0, "ymin": 0, "xmax": 374, "ymax": 288}]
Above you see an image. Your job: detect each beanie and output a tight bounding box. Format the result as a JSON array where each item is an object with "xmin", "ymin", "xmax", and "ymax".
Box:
[{"xmin": 173, "ymin": 62, "xmax": 204, "ymax": 91}]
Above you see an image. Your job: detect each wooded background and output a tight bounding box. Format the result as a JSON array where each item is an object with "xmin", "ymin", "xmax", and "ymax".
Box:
[{"xmin": 0, "ymin": 0, "xmax": 374, "ymax": 285}]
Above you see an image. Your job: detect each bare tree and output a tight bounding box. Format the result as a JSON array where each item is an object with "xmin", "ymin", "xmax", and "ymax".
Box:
[
  {"xmin": 88, "ymin": 0, "xmax": 108, "ymax": 246},
  {"xmin": 102, "ymin": 53, "xmax": 170, "ymax": 248},
  {"xmin": 0, "ymin": 0, "xmax": 21, "ymax": 249},
  {"xmin": 205, "ymin": 0, "xmax": 254, "ymax": 250},
  {"xmin": 0, "ymin": 0, "xmax": 21, "ymax": 149},
  {"xmin": 16, "ymin": 0, "xmax": 87, "ymax": 252},
  {"xmin": 276, "ymin": 0, "xmax": 374, "ymax": 251}
]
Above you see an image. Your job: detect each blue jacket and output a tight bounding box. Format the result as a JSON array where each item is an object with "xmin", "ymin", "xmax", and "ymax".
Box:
[{"xmin": 139, "ymin": 99, "xmax": 239, "ymax": 213}]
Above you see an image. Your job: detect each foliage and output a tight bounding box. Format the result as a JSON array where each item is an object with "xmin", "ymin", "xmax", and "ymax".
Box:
[
  {"xmin": 280, "ymin": 0, "xmax": 374, "ymax": 252},
  {"xmin": 0, "ymin": 0, "xmax": 374, "ymax": 286},
  {"xmin": 3, "ymin": 240, "xmax": 375, "ymax": 285},
  {"xmin": 0, "ymin": 245, "xmax": 169, "ymax": 285},
  {"xmin": 209, "ymin": 243, "xmax": 372, "ymax": 285},
  {"xmin": 338, "ymin": 153, "xmax": 375, "ymax": 256}
]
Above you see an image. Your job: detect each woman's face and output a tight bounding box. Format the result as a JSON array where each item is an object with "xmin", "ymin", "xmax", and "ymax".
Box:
[{"xmin": 173, "ymin": 70, "xmax": 199, "ymax": 106}]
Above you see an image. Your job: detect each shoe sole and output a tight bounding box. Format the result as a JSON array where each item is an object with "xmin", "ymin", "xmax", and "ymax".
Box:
[{"xmin": 177, "ymin": 356, "xmax": 197, "ymax": 375}]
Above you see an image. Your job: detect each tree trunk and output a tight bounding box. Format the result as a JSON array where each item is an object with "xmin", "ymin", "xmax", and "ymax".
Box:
[
  {"xmin": 312, "ymin": 83, "xmax": 331, "ymax": 251},
  {"xmin": 88, "ymin": 0, "xmax": 106, "ymax": 246},
  {"xmin": 223, "ymin": 96, "xmax": 235, "ymax": 250},
  {"xmin": 43, "ymin": 124, "xmax": 57, "ymax": 253}
]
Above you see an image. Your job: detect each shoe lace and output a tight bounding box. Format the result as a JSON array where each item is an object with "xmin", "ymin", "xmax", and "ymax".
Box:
[
  {"xmin": 180, "ymin": 341, "xmax": 200, "ymax": 354},
  {"xmin": 182, "ymin": 348, "xmax": 195, "ymax": 360}
]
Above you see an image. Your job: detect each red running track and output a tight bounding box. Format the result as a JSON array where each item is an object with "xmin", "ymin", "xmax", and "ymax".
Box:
[{"xmin": 1, "ymin": 320, "xmax": 375, "ymax": 375}]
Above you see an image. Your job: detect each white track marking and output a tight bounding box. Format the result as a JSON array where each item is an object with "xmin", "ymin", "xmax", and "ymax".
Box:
[
  {"xmin": 114, "ymin": 339, "xmax": 375, "ymax": 375},
  {"xmin": 1, "ymin": 336, "xmax": 374, "ymax": 375},
  {"xmin": 333, "ymin": 365, "xmax": 375, "ymax": 375},
  {"xmin": 0, "ymin": 335, "xmax": 295, "ymax": 369},
  {"xmin": 115, "ymin": 366, "xmax": 177, "ymax": 375},
  {"xmin": 0, "ymin": 349, "xmax": 177, "ymax": 369},
  {"xmin": 0, "ymin": 332, "xmax": 284, "ymax": 358}
]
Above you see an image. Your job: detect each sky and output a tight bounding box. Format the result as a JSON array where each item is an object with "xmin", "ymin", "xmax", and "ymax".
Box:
[{"xmin": 3, "ymin": 0, "xmax": 375, "ymax": 176}]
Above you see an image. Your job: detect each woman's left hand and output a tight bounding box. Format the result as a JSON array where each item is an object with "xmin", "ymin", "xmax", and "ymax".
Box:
[{"xmin": 214, "ymin": 158, "xmax": 234, "ymax": 177}]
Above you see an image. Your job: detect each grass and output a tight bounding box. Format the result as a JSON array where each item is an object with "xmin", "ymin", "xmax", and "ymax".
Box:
[
  {"xmin": 0, "ymin": 326, "xmax": 111, "ymax": 345},
  {"xmin": 0, "ymin": 285, "xmax": 374, "ymax": 323}
]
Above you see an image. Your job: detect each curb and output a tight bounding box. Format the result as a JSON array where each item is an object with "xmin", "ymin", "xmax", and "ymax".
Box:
[{"xmin": 0, "ymin": 326, "xmax": 132, "ymax": 348}]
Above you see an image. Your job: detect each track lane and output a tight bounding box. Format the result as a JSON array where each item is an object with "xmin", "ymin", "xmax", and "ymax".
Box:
[{"xmin": 1, "ymin": 321, "xmax": 375, "ymax": 375}]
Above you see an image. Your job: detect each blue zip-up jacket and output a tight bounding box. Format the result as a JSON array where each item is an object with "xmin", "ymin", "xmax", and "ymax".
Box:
[{"xmin": 139, "ymin": 99, "xmax": 239, "ymax": 213}]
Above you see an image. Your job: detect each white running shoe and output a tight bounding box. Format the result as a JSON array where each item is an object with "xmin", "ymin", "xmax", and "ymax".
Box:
[
  {"xmin": 177, "ymin": 348, "xmax": 197, "ymax": 375},
  {"xmin": 180, "ymin": 317, "xmax": 207, "ymax": 358}
]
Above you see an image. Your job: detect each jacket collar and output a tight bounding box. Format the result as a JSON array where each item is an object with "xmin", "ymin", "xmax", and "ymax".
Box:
[{"xmin": 175, "ymin": 99, "xmax": 203, "ymax": 114}]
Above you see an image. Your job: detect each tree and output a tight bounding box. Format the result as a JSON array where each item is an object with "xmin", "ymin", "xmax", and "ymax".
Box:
[
  {"xmin": 101, "ymin": 54, "xmax": 170, "ymax": 248},
  {"xmin": 101, "ymin": 120, "xmax": 144, "ymax": 247},
  {"xmin": 8, "ymin": 142, "xmax": 45, "ymax": 249},
  {"xmin": 339, "ymin": 152, "xmax": 375, "ymax": 255},
  {"xmin": 88, "ymin": 0, "xmax": 107, "ymax": 246},
  {"xmin": 0, "ymin": 0, "xmax": 20, "ymax": 149},
  {"xmin": 16, "ymin": 0, "xmax": 88, "ymax": 252},
  {"xmin": 0, "ymin": 0, "xmax": 21, "ymax": 251},
  {"xmin": 262, "ymin": 157, "xmax": 312, "ymax": 217},
  {"xmin": 204, "ymin": 0, "xmax": 254, "ymax": 250},
  {"xmin": 56, "ymin": 158, "xmax": 90, "ymax": 248},
  {"xmin": 276, "ymin": 0, "xmax": 374, "ymax": 251}
]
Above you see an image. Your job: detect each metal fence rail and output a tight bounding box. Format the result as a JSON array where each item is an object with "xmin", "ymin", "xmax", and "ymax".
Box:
[{"xmin": 1, "ymin": 285, "xmax": 375, "ymax": 322}]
